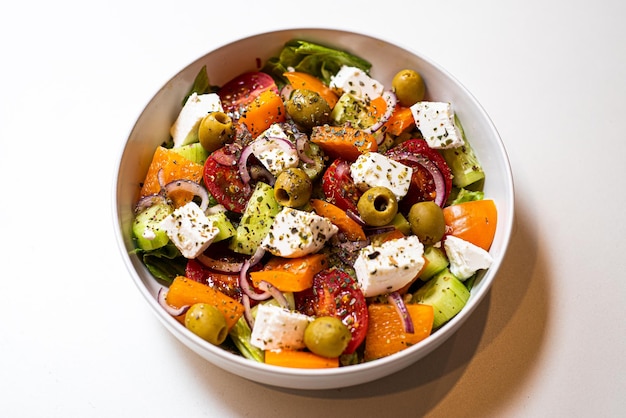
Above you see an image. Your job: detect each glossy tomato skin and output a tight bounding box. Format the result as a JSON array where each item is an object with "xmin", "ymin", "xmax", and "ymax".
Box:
[
  {"xmin": 387, "ymin": 138, "xmax": 453, "ymax": 212},
  {"xmin": 296, "ymin": 269, "xmax": 368, "ymax": 354},
  {"xmin": 185, "ymin": 258, "xmax": 243, "ymax": 302},
  {"xmin": 218, "ymin": 72, "xmax": 278, "ymax": 115},
  {"xmin": 203, "ymin": 146, "xmax": 251, "ymax": 213},
  {"xmin": 321, "ymin": 159, "xmax": 362, "ymax": 214}
]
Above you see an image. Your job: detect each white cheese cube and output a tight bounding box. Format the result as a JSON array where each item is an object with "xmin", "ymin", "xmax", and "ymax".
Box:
[
  {"xmin": 170, "ymin": 93, "xmax": 223, "ymax": 148},
  {"xmin": 250, "ymin": 124, "xmax": 299, "ymax": 176},
  {"xmin": 353, "ymin": 236, "xmax": 425, "ymax": 297},
  {"xmin": 329, "ymin": 66, "xmax": 384, "ymax": 101},
  {"xmin": 443, "ymin": 235, "xmax": 494, "ymax": 280},
  {"xmin": 350, "ymin": 152, "xmax": 413, "ymax": 200},
  {"xmin": 250, "ymin": 304, "xmax": 312, "ymax": 351},
  {"xmin": 410, "ymin": 101, "xmax": 464, "ymax": 149},
  {"xmin": 160, "ymin": 201, "xmax": 219, "ymax": 259},
  {"xmin": 261, "ymin": 207, "xmax": 338, "ymax": 258}
]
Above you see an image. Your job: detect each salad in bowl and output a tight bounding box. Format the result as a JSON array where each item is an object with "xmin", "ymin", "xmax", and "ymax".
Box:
[{"xmin": 114, "ymin": 29, "xmax": 513, "ymax": 389}]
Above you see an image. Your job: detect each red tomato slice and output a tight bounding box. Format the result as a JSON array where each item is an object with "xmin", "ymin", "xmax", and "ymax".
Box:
[
  {"xmin": 203, "ymin": 147, "xmax": 251, "ymax": 213},
  {"xmin": 296, "ymin": 269, "xmax": 368, "ymax": 354},
  {"xmin": 321, "ymin": 159, "xmax": 362, "ymax": 214},
  {"xmin": 218, "ymin": 72, "xmax": 278, "ymax": 115},
  {"xmin": 386, "ymin": 138, "xmax": 453, "ymax": 212},
  {"xmin": 185, "ymin": 258, "xmax": 243, "ymax": 302}
]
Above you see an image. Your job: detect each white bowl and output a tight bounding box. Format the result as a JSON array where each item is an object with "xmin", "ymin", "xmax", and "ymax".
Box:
[{"xmin": 113, "ymin": 28, "xmax": 514, "ymax": 390}]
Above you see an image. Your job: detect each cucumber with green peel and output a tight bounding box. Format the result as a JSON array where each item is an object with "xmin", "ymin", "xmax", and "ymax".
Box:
[
  {"xmin": 441, "ymin": 116, "xmax": 485, "ymax": 188},
  {"xmin": 418, "ymin": 245, "xmax": 449, "ymax": 281},
  {"xmin": 391, "ymin": 212, "xmax": 411, "ymax": 235},
  {"xmin": 132, "ymin": 203, "xmax": 173, "ymax": 251},
  {"xmin": 412, "ymin": 268, "xmax": 470, "ymax": 329},
  {"xmin": 229, "ymin": 182, "xmax": 281, "ymax": 255},
  {"xmin": 171, "ymin": 142, "xmax": 210, "ymax": 164},
  {"xmin": 206, "ymin": 211, "xmax": 236, "ymax": 242},
  {"xmin": 330, "ymin": 93, "xmax": 376, "ymax": 130}
]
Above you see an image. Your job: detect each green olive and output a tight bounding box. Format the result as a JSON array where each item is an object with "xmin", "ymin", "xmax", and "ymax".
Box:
[
  {"xmin": 392, "ymin": 69, "xmax": 426, "ymax": 107},
  {"xmin": 304, "ymin": 316, "xmax": 351, "ymax": 358},
  {"xmin": 285, "ymin": 89, "xmax": 331, "ymax": 131},
  {"xmin": 408, "ymin": 201, "xmax": 445, "ymax": 245},
  {"xmin": 357, "ymin": 187, "xmax": 398, "ymax": 226},
  {"xmin": 274, "ymin": 167, "xmax": 312, "ymax": 208},
  {"xmin": 198, "ymin": 111, "xmax": 234, "ymax": 153},
  {"xmin": 184, "ymin": 303, "xmax": 228, "ymax": 345}
]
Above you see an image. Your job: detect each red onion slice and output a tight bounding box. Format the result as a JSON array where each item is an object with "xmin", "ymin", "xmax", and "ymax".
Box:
[
  {"xmin": 388, "ymin": 291, "xmax": 414, "ymax": 334},
  {"xmin": 158, "ymin": 288, "xmax": 190, "ymax": 317},
  {"xmin": 242, "ymin": 294, "xmax": 255, "ymax": 329},
  {"xmin": 295, "ymin": 133, "xmax": 315, "ymax": 164},
  {"xmin": 280, "ymin": 84, "xmax": 294, "ymax": 102},
  {"xmin": 346, "ymin": 209, "xmax": 366, "ymax": 227},
  {"xmin": 163, "ymin": 179, "xmax": 210, "ymax": 212},
  {"xmin": 238, "ymin": 247, "xmax": 270, "ymax": 301},
  {"xmin": 364, "ymin": 90, "xmax": 397, "ymax": 139},
  {"xmin": 134, "ymin": 194, "xmax": 169, "ymax": 214},
  {"xmin": 257, "ymin": 280, "xmax": 290, "ymax": 310},
  {"xmin": 196, "ymin": 254, "xmax": 244, "ymax": 273},
  {"xmin": 389, "ymin": 151, "xmax": 447, "ymax": 207}
]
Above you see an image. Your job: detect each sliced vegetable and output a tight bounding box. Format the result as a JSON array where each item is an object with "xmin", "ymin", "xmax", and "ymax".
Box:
[
  {"xmin": 238, "ymin": 89, "xmax": 286, "ymax": 138},
  {"xmin": 218, "ymin": 71, "xmax": 278, "ymax": 115},
  {"xmin": 321, "ymin": 159, "xmax": 362, "ymax": 213},
  {"xmin": 229, "ymin": 182, "xmax": 281, "ymax": 255},
  {"xmin": 382, "ymin": 105, "xmax": 415, "ymax": 136},
  {"xmin": 442, "ymin": 199, "xmax": 497, "ymax": 251},
  {"xmin": 264, "ymin": 349, "xmax": 339, "ymax": 369},
  {"xmin": 249, "ymin": 253, "xmax": 328, "ymax": 292},
  {"xmin": 140, "ymin": 146, "xmax": 204, "ymax": 208},
  {"xmin": 363, "ymin": 303, "xmax": 434, "ymax": 361},
  {"xmin": 203, "ymin": 147, "xmax": 251, "ymax": 213},
  {"xmin": 283, "ymin": 71, "xmax": 339, "ymax": 108},
  {"xmin": 310, "ymin": 125, "xmax": 378, "ymax": 162},
  {"xmin": 440, "ymin": 116, "xmax": 486, "ymax": 188},
  {"xmin": 310, "ymin": 199, "xmax": 366, "ymax": 241},
  {"xmin": 412, "ymin": 268, "xmax": 470, "ymax": 329},
  {"xmin": 165, "ymin": 276, "xmax": 244, "ymax": 329}
]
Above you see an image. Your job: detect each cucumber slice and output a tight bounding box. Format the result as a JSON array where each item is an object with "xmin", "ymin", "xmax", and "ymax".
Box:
[
  {"xmin": 440, "ymin": 116, "xmax": 485, "ymax": 188},
  {"xmin": 330, "ymin": 93, "xmax": 376, "ymax": 130},
  {"xmin": 418, "ymin": 245, "xmax": 449, "ymax": 281},
  {"xmin": 132, "ymin": 203, "xmax": 173, "ymax": 251},
  {"xmin": 229, "ymin": 182, "xmax": 281, "ymax": 255},
  {"xmin": 391, "ymin": 212, "xmax": 411, "ymax": 235},
  {"xmin": 206, "ymin": 211, "xmax": 236, "ymax": 242},
  {"xmin": 171, "ymin": 142, "xmax": 210, "ymax": 164},
  {"xmin": 412, "ymin": 268, "xmax": 470, "ymax": 329}
]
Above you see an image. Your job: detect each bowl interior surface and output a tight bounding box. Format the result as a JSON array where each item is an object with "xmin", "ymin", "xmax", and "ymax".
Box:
[{"xmin": 113, "ymin": 28, "xmax": 514, "ymax": 390}]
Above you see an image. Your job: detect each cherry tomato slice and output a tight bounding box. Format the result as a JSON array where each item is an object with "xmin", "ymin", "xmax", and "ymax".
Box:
[
  {"xmin": 218, "ymin": 72, "xmax": 278, "ymax": 115},
  {"xmin": 321, "ymin": 159, "xmax": 362, "ymax": 214},
  {"xmin": 296, "ymin": 269, "xmax": 368, "ymax": 354},
  {"xmin": 185, "ymin": 258, "xmax": 243, "ymax": 302},
  {"xmin": 203, "ymin": 147, "xmax": 251, "ymax": 213}
]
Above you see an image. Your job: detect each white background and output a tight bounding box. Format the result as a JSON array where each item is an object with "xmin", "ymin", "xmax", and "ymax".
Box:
[{"xmin": 1, "ymin": 0, "xmax": 624, "ymax": 416}]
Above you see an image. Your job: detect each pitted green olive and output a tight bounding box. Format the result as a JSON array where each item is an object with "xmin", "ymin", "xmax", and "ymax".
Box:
[
  {"xmin": 357, "ymin": 187, "xmax": 398, "ymax": 226},
  {"xmin": 285, "ymin": 89, "xmax": 331, "ymax": 130},
  {"xmin": 184, "ymin": 303, "xmax": 228, "ymax": 345},
  {"xmin": 274, "ymin": 167, "xmax": 312, "ymax": 208},
  {"xmin": 392, "ymin": 69, "xmax": 425, "ymax": 107},
  {"xmin": 304, "ymin": 316, "xmax": 351, "ymax": 358},
  {"xmin": 198, "ymin": 111, "xmax": 234, "ymax": 153},
  {"xmin": 408, "ymin": 201, "xmax": 445, "ymax": 245}
]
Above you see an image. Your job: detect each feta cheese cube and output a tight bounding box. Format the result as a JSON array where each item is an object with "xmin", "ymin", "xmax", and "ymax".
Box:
[
  {"xmin": 353, "ymin": 236, "xmax": 425, "ymax": 297},
  {"xmin": 250, "ymin": 124, "xmax": 299, "ymax": 176},
  {"xmin": 350, "ymin": 152, "xmax": 413, "ymax": 200},
  {"xmin": 329, "ymin": 66, "xmax": 384, "ymax": 101},
  {"xmin": 250, "ymin": 304, "xmax": 312, "ymax": 351},
  {"xmin": 443, "ymin": 235, "xmax": 494, "ymax": 280},
  {"xmin": 410, "ymin": 101, "xmax": 463, "ymax": 149},
  {"xmin": 170, "ymin": 93, "xmax": 223, "ymax": 148},
  {"xmin": 261, "ymin": 207, "xmax": 338, "ymax": 258},
  {"xmin": 160, "ymin": 201, "xmax": 219, "ymax": 258}
]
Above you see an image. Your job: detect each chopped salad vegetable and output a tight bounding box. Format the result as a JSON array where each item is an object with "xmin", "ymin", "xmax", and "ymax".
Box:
[{"xmin": 131, "ymin": 39, "xmax": 498, "ymax": 367}]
